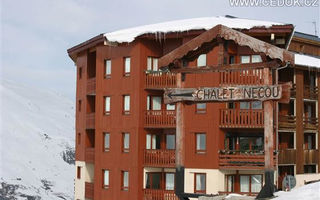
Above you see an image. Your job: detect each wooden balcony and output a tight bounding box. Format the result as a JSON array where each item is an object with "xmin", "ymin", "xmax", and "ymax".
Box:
[
  {"xmin": 219, "ymin": 69, "xmax": 264, "ymax": 86},
  {"xmin": 87, "ymin": 77, "xmax": 96, "ymax": 95},
  {"xmin": 278, "ymin": 149, "xmax": 296, "ymax": 164},
  {"xmin": 145, "ymin": 72, "xmax": 176, "ymax": 89},
  {"xmin": 219, "ymin": 150, "xmax": 275, "ymax": 170},
  {"xmin": 291, "ymin": 84, "xmax": 318, "ymax": 100},
  {"xmin": 85, "ymin": 148, "xmax": 95, "ymax": 163},
  {"xmin": 303, "ymin": 117, "xmax": 318, "ymax": 130},
  {"xmin": 86, "ymin": 113, "xmax": 95, "ymax": 129},
  {"xmin": 145, "ymin": 110, "xmax": 176, "ymax": 128},
  {"xmin": 219, "ymin": 109, "xmax": 264, "ymax": 128},
  {"xmin": 278, "ymin": 115, "xmax": 296, "ymax": 130},
  {"xmin": 85, "ymin": 182, "xmax": 94, "ymax": 199},
  {"xmin": 304, "ymin": 149, "xmax": 319, "ymax": 164},
  {"xmin": 144, "ymin": 189, "xmax": 178, "ymax": 200},
  {"xmin": 144, "ymin": 149, "xmax": 175, "ymax": 167}
]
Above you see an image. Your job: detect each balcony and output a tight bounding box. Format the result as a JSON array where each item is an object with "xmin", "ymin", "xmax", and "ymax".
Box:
[
  {"xmin": 144, "ymin": 149, "xmax": 175, "ymax": 167},
  {"xmin": 303, "ymin": 117, "xmax": 318, "ymax": 130},
  {"xmin": 144, "ymin": 189, "xmax": 178, "ymax": 200},
  {"xmin": 145, "ymin": 110, "xmax": 176, "ymax": 128},
  {"xmin": 145, "ymin": 72, "xmax": 176, "ymax": 89},
  {"xmin": 86, "ymin": 113, "xmax": 95, "ymax": 129},
  {"xmin": 304, "ymin": 149, "xmax": 319, "ymax": 164},
  {"xmin": 219, "ymin": 109, "xmax": 264, "ymax": 128},
  {"xmin": 278, "ymin": 115, "xmax": 296, "ymax": 130},
  {"xmin": 219, "ymin": 69, "xmax": 264, "ymax": 86},
  {"xmin": 219, "ymin": 150, "xmax": 275, "ymax": 170},
  {"xmin": 291, "ymin": 84, "xmax": 318, "ymax": 100},
  {"xmin": 85, "ymin": 148, "xmax": 95, "ymax": 163},
  {"xmin": 85, "ymin": 182, "xmax": 94, "ymax": 199},
  {"xmin": 278, "ymin": 149, "xmax": 296, "ymax": 164},
  {"xmin": 87, "ymin": 77, "xmax": 96, "ymax": 95}
]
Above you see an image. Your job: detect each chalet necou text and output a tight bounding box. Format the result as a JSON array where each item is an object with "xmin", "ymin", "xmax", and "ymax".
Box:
[{"xmin": 195, "ymin": 85, "xmax": 281, "ymax": 101}]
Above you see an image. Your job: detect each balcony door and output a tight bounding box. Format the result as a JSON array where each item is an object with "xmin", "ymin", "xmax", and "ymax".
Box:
[{"xmin": 145, "ymin": 172, "xmax": 175, "ymax": 190}]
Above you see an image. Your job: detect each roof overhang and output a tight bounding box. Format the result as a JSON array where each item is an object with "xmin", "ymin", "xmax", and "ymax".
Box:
[{"xmin": 159, "ymin": 24, "xmax": 294, "ymax": 70}]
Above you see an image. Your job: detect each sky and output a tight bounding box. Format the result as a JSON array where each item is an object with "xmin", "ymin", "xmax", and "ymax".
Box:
[{"xmin": 1, "ymin": 0, "xmax": 319, "ymax": 99}]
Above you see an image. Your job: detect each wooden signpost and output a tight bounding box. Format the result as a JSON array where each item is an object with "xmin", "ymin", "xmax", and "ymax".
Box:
[{"xmin": 164, "ymin": 82, "xmax": 292, "ymax": 104}]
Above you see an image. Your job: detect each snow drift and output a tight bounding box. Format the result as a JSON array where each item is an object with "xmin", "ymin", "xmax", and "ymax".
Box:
[{"xmin": 0, "ymin": 79, "xmax": 75, "ymax": 200}]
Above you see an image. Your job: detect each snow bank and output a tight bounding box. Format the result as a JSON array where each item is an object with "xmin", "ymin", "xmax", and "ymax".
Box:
[
  {"xmin": 0, "ymin": 79, "xmax": 75, "ymax": 199},
  {"xmin": 295, "ymin": 54, "xmax": 320, "ymax": 68},
  {"xmin": 104, "ymin": 16, "xmax": 283, "ymax": 43},
  {"xmin": 274, "ymin": 181, "xmax": 320, "ymax": 200}
]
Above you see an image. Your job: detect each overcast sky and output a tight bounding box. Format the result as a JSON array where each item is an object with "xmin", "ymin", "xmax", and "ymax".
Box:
[{"xmin": 1, "ymin": 0, "xmax": 319, "ymax": 99}]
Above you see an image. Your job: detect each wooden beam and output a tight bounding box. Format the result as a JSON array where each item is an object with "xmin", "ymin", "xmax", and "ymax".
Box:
[{"xmin": 170, "ymin": 60, "xmax": 279, "ymax": 74}]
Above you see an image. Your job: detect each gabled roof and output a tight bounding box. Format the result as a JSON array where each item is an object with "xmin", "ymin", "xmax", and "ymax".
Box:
[{"xmin": 159, "ymin": 25, "xmax": 294, "ymax": 69}]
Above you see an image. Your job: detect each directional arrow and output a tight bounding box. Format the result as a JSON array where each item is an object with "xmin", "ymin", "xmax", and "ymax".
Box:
[{"xmin": 167, "ymin": 92, "xmax": 194, "ymax": 99}]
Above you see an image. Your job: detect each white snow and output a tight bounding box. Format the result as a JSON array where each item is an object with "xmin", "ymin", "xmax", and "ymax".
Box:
[
  {"xmin": 274, "ymin": 181, "xmax": 320, "ymax": 200},
  {"xmin": 104, "ymin": 16, "xmax": 284, "ymax": 43},
  {"xmin": 0, "ymin": 79, "xmax": 75, "ymax": 199},
  {"xmin": 295, "ymin": 53, "xmax": 320, "ymax": 68}
]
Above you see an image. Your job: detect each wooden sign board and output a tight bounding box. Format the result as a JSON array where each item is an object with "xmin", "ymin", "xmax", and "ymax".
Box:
[{"xmin": 164, "ymin": 82, "xmax": 292, "ymax": 104}]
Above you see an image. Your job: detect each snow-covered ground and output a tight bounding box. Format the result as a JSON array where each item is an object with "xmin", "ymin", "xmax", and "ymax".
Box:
[
  {"xmin": 274, "ymin": 181, "xmax": 320, "ymax": 200},
  {"xmin": 0, "ymin": 79, "xmax": 75, "ymax": 199}
]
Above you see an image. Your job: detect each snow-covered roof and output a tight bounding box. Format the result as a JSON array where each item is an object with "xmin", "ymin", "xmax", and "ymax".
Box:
[
  {"xmin": 295, "ymin": 53, "xmax": 320, "ymax": 68},
  {"xmin": 104, "ymin": 16, "xmax": 284, "ymax": 43}
]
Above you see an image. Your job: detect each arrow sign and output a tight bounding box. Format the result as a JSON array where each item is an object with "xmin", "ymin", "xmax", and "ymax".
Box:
[{"xmin": 164, "ymin": 82, "xmax": 292, "ymax": 104}]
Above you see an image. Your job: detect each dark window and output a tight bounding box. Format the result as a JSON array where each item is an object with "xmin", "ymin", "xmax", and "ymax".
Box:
[
  {"xmin": 229, "ymin": 55, "xmax": 235, "ymax": 64},
  {"xmin": 77, "ymin": 133, "xmax": 81, "ymax": 145},
  {"xmin": 304, "ymin": 165, "xmax": 316, "ymax": 173},
  {"xmin": 166, "ymin": 134, "xmax": 175, "ymax": 150},
  {"xmin": 77, "ymin": 166, "xmax": 81, "ymax": 179},
  {"xmin": 146, "ymin": 173, "xmax": 161, "ymax": 189},
  {"xmin": 104, "ymin": 133, "xmax": 110, "ymax": 152},
  {"xmin": 78, "ymin": 100, "xmax": 82, "ymax": 112},
  {"xmin": 304, "ymin": 133, "xmax": 316, "ymax": 150},
  {"xmin": 79, "ymin": 67, "xmax": 82, "ymax": 79}
]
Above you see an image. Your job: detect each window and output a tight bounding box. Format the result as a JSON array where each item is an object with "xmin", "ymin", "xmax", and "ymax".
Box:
[
  {"xmin": 146, "ymin": 134, "xmax": 160, "ymax": 149},
  {"xmin": 196, "ymin": 103, "xmax": 206, "ymax": 113},
  {"xmin": 197, "ymin": 54, "xmax": 206, "ymax": 67},
  {"xmin": 147, "ymin": 57, "xmax": 158, "ymax": 71},
  {"xmin": 79, "ymin": 67, "xmax": 82, "ymax": 79},
  {"xmin": 166, "ymin": 104, "xmax": 175, "ymax": 111},
  {"xmin": 252, "ymin": 101, "xmax": 262, "ymax": 109},
  {"xmin": 166, "ymin": 173, "xmax": 175, "ymax": 190},
  {"xmin": 105, "ymin": 59, "xmax": 111, "ymax": 78},
  {"xmin": 147, "ymin": 96, "xmax": 150, "ymax": 110},
  {"xmin": 104, "ymin": 133, "xmax": 110, "ymax": 152},
  {"xmin": 240, "ymin": 175, "xmax": 250, "ymax": 192},
  {"xmin": 77, "ymin": 133, "xmax": 81, "ymax": 145},
  {"xmin": 304, "ymin": 133, "xmax": 315, "ymax": 150},
  {"xmin": 304, "ymin": 165, "xmax": 316, "ymax": 173},
  {"xmin": 196, "ymin": 133, "xmax": 206, "ymax": 153},
  {"xmin": 122, "ymin": 171, "xmax": 129, "ymax": 191},
  {"xmin": 195, "ymin": 173, "xmax": 206, "ymax": 193},
  {"xmin": 124, "ymin": 57, "xmax": 131, "ymax": 76},
  {"xmin": 229, "ymin": 55, "xmax": 235, "ymax": 64},
  {"xmin": 123, "ymin": 95, "xmax": 130, "ymax": 114},
  {"xmin": 78, "ymin": 100, "xmax": 82, "ymax": 112},
  {"xmin": 227, "ymin": 175, "xmax": 234, "ymax": 192},
  {"xmin": 240, "ymin": 56, "xmax": 250, "ymax": 64},
  {"xmin": 103, "ymin": 170, "xmax": 109, "ymax": 189},
  {"xmin": 240, "ymin": 102, "xmax": 250, "ymax": 109},
  {"xmin": 123, "ymin": 133, "xmax": 130, "ymax": 152},
  {"xmin": 251, "ymin": 175, "xmax": 262, "ymax": 193},
  {"xmin": 105, "ymin": 97, "xmax": 110, "ymax": 114},
  {"xmin": 146, "ymin": 173, "xmax": 161, "ymax": 189},
  {"xmin": 152, "ymin": 96, "xmax": 162, "ymax": 110},
  {"xmin": 252, "ymin": 55, "xmax": 262, "ymax": 63},
  {"xmin": 77, "ymin": 166, "xmax": 81, "ymax": 179},
  {"xmin": 166, "ymin": 134, "xmax": 175, "ymax": 150}
]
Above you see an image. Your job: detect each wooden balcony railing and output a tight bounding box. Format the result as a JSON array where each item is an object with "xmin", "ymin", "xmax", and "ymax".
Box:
[
  {"xmin": 304, "ymin": 149, "xmax": 319, "ymax": 164},
  {"xmin": 144, "ymin": 149, "xmax": 175, "ymax": 167},
  {"xmin": 86, "ymin": 113, "xmax": 95, "ymax": 129},
  {"xmin": 85, "ymin": 182, "xmax": 94, "ymax": 199},
  {"xmin": 219, "ymin": 69, "xmax": 264, "ymax": 85},
  {"xmin": 278, "ymin": 149, "xmax": 296, "ymax": 164},
  {"xmin": 303, "ymin": 117, "xmax": 318, "ymax": 130},
  {"xmin": 87, "ymin": 77, "xmax": 96, "ymax": 95},
  {"xmin": 220, "ymin": 109, "xmax": 264, "ymax": 128},
  {"xmin": 290, "ymin": 84, "xmax": 318, "ymax": 100},
  {"xmin": 219, "ymin": 150, "xmax": 275, "ymax": 170},
  {"xmin": 85, "ymin": 148, "xmax": 95, "ymax": 163},
  {"xmin": 218, "ymin": 191, "xmax": 258, "ymax": 196},
  {"xmin": 145, "ymin": 72, "xmax": 176, "ymax": 89},
  {"xmin": 145, "ymin": 110, "xmax": 176, "ymax": 128},
  {"xmin": 278, "ymin": 115, "xmax": 296, "ymax": 130},
  {"xmin": 144, "ymin": 189, "xmax": 178, "ymax": 200}
]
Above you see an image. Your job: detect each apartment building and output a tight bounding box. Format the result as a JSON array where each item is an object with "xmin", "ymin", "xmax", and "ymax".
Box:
[{"xmin": 67, "ymin": 16, "xmax": 320, "ymax": 200}]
